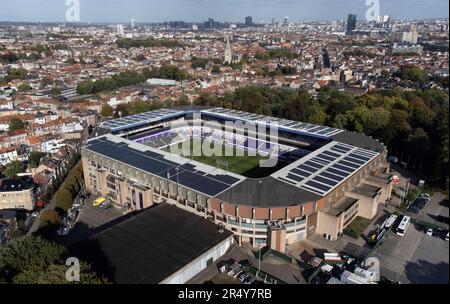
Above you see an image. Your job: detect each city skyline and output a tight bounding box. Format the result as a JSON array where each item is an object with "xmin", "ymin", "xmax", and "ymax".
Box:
[{"xmin": 1, "ymin": 0, "xmax": 449, "ymax": 23}]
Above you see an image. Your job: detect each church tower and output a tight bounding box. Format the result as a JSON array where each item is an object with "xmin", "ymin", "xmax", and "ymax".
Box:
[{"xmin": 224, "ymin": 35, "xmax": 232, "ymax": 64}]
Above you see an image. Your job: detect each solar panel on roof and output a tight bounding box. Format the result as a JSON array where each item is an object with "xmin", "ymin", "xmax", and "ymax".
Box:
[
  {"xmin": 291, "ymin": 168, "xmax": 311, "ymax": 177},
  {"xmin": 305, "ymin": 181, "xmax": 331, "ymax": 192},
  {"xmin": 322, "ymin": 150, "xmax": 342, "ymax": 158},
  {"xmin": 285, "ymin": 122, "xmax": 298, "ymax": 127},
  {"xmin": 297, "ymin": 164, "xmax": 317, "ymax": 173},
  {"xmin": 331, "ymin": 146, "xmax": 350, "ymax": 154},
  {"xmin": 348, "ymin": 153, "xmax": 370, "ymax": 161},
  {"xmin": 292, "ymin": 123, "xmax": 305, "ymax": 128},
  {"xmin": 313, "ymin": 158, "xmax": 331, "ymax": 165},
  {"xmin": 332, "ymin": 164, "xmax": 354, "ymax": 173},
  {"xmin": 353, "ymin": 150, "xmax": 375, "ymax": 157},
  {"xmin": 308, "ymin": 126, "xmax": 324, "ymax": 133},
  {"xmin": 317, "ymin": 128, "xmax": 332, "ymax": 135},
  {"xmin": 86, "ymin": 138, "xmax": 240, "ymax": 197},
  {"xmin": 286, "ymin": 173, "xmax": 304, "ymax": 183},
  {"xmin": 206, "ymin": 174, "xmax": 240, "ymax": 185},
  {"xmin": 316, "ymin": 154, "xmax": 335, "ymax": 162},
  {"xmin": 339, "ymin": 160, "xmax": 361, "ymax": 169},
  {"xmin": 343, "ymin": 156, "xmax": 365, "ymax": 165},
  {"xmin": 320, "ymin": 171, "xmax": 345, "ymax": 182},
  {"xmin": 313, "ymin": 176, "xmax": 339, "ymax": 186},
  {"xmin": 312, "ymin": 126, "xmax": 328, "ymax": 133},
  {"xmin": 335, "ymin": 143, "xmax": 352, "ymax": 150},
  {"xmin": 304, "ymin": 161, "xmax": 325, "ymax": 170},
  {"xmin": 326, "ymin": 168, "xmax": 349, "ymax": 177},
  {"xmin": 278, "ymin": 177, "xmax": 296, "ymax": 185}
]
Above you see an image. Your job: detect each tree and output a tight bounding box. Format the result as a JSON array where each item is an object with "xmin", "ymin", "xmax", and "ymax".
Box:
[
  {"xmin": 50, "ymin": 86, "xmax": 61, "ymax": 99},
  {"xmin": 0, "ymin": 236, "xmax": 107, "ymax": 284},
  {"xmin": 399, "ymin": 65, "xmax": 429, "ymax": 83},
  {"xmin": 8, "ymin": 118, "xmax": 26, "ymax": 131},
  {"xmin": 211, "ymin": 65, "xmax": 221, "ymax": 74},
  {"xmin": 40, "ymin": 77, "xmax": 53, "ymax": 89},
  {"xmin": 131, "ymin": 100, "xmax": 151, "ymax": 114},
  {"xmin": 158, "ymin": 64, "xmax": 189, "ymax": 81},
  {"xmin": 28, "ymin": 151, "xmax": 47, "ymax": 168},
  {"xmin": 2, "ymin": 68, "xmax": 27, "ymax": 82},
  {"xmin": 39, "ymin": 209, "xmax": 60, "ymax": 226},
  {"xmin": 0, "ymin": 236, "xmax": 66, "ymax": 279},
  {"xmin": 13, "ymin": 262, "xmax": 108, "ymax": 284},
  {"xmin": 100, "ymin": 104, "xmax": 114, "ymax": 118},
  {"xmin": 17, "ymin": 83, "xmax": 31, "ymax": 92},
  {"xmin": 175, "ymin": 95, "xmax": 190, "ymax": 107},
  {"xmin": 76, "ymin": 80, "xmax": 94, "ymax": 95},
  {"xmin": 4, "ymin": 161, "xmax": 26, "ymax": 178}
]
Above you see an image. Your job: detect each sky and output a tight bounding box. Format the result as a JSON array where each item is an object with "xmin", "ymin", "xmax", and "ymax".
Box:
[{"xmin": 1, "ymin": 0, "xmax": 449, "ymax": 23}]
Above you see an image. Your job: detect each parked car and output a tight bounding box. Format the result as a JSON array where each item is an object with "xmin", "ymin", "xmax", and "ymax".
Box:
[
  {"xmin": 426, "ymin": 228, "xmax": 434, "ymax": 236},
  {"xmin": 446, "ymin": 232, "xmax": 449, "ymax": 241},
  {"xmin": 419, "ymin": 193, "xmax": 431, "ymax": 199},
  {"xmin": 388, "ymin": 156, "xmax": 399, "ymax": 163},
  {"xmin": 408, "ymin": 207, "xmax": 420, "ymax": 214},
  {"xmin": 243, "ymin": 276, "xmax": 255, "ymax": 284},
  {"xmin": 238, "ymin": 272, "xmax": 250, "ymax": 282}
]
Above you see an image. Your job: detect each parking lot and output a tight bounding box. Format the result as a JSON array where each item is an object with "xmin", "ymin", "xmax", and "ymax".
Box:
[
  {"xmin": 373, "ymin": 223, "xmax": 449, "ymax": 283},
  {"xmin": 187, "ymin": 245, "xmax": 306, "ymax": 284},
  {"xmin": 406, "ymin": 192, "xmax": 449, "ymax": 229},
  {"xmin": 58, "ymin": 198, "xmax": 125, "ymax": 246}
]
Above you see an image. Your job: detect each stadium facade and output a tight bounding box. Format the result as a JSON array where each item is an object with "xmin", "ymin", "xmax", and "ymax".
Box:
[{"xmin": 81, "ymin": 107, "xmax": 393, "ymax": 251}]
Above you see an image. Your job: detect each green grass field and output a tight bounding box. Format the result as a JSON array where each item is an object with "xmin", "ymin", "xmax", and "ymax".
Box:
[
  {"xmin": 163, "ymin": 138, "xmax": 270, "ymax": 175},
  {"xmin": 343, "ymin": 216, "xmax": 372, "ymax": 239}
]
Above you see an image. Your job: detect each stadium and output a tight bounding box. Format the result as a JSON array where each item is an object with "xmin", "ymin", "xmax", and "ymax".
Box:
[{"xmin": 82, "ymin": 107, "xmax": 393, "ymax": 250}]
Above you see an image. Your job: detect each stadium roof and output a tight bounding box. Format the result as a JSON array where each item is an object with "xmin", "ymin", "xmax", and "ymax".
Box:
[
  {"xmin": 201, "ymin": 107, "xmax": 343, "ymax": 138},
  {"xmin": 214, "ymin": 176, "xmax": 322, "ymax": 207},
  {"xmin": 87, "ymin": 107, "xmax": 386, "ymax": 204},
  {"xmin": 272, "ymin": 141, "xmax": 380, "ymax": 196},
  {"xmin": 100, "ymin": 108, "xmax": 185, "ymax": 132},
  {"xmin": 69, "ymin": 204, "xmax": 233, "ymax": 284},
  {"xmin": 84, "ymin": 134, "xmax": 245, "ymax": 197}
]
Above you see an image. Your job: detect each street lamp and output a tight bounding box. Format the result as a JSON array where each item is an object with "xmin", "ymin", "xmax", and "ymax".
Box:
[{"xmin": 258, "ymin": 245, "xmax": 262, "ymax": 272}]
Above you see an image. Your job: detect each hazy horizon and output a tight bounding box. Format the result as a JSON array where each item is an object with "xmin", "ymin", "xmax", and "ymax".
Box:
[{"xmin": 1, "ymin": 0, "xmax": 449, "ymax": 24}]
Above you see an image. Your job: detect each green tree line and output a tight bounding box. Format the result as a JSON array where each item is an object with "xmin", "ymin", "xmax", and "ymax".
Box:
[
  {"xmin": 0, "ymin": 236, "xmax": 107, "ymax": 284},
  {"xmin": 193, "ymin": 86, "xmax": 449, "ymax": 189},
  {"xmin": 76, "ymin": 65, "xmax": 189, "ymax": 95}
]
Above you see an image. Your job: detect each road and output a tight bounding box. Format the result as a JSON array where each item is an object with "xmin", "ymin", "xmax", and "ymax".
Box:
[{"xmin": 26, "ymin": 196, "xmax": 57, "ymax": 236}]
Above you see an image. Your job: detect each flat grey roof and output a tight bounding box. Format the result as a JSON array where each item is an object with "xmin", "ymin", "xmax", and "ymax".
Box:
[
  {"xmin": 69, "ymin": 204, "xmax": 233, "ymax": 284},
  {"xmin": 215, "ymin": 176, "xmax": 321, "ymax": 207},
  {"xmin": 322, "ymin": 197, "xmax": 358, "ymax": 216},
  {"xmin": 100, "ymin": 108, "xmax": 185, "ymax": 132},
  {"xmin": 202, "ymin": 107, "xmax": 343, "ymax": 138},
  {"xmin": 331, "ymin": 130, "xmax": 384, "ymax": 153}
]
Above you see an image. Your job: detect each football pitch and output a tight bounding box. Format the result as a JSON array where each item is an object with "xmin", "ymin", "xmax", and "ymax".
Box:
[{"xmin": 163, "ymin": 138, "xmax": 270, "ymax": 175}]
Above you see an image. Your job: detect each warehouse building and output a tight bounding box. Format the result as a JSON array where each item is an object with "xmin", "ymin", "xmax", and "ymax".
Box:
[{"xmin": 70, "ymin": 204, "xmax": 234, "ymax": 284}]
